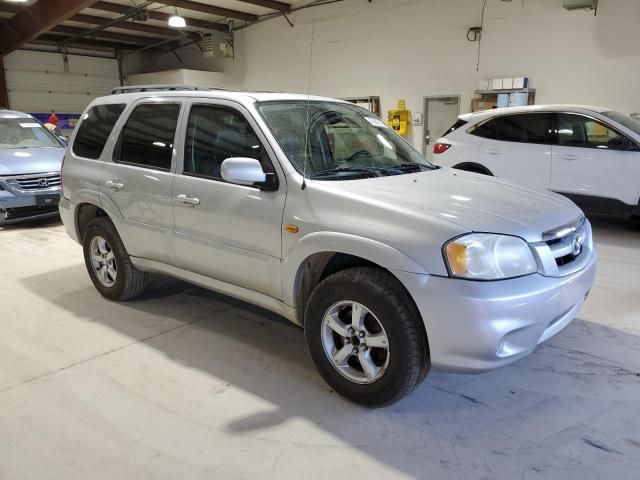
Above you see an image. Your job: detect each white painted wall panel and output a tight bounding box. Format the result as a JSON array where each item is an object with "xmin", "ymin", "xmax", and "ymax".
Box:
[{"xmin": 4, "ymin": 50, "xmax": 120, "ymax": 114}]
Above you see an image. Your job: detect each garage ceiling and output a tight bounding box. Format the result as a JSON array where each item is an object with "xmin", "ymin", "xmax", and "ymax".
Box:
[{"xmin": 0, "ymin": 0, "xmax": 293, "ymax": 56}]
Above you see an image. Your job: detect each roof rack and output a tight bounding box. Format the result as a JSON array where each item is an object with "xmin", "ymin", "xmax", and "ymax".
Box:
[{"xmin": 111, "ymin": 85, "xmax": 228, "ymax": 95}]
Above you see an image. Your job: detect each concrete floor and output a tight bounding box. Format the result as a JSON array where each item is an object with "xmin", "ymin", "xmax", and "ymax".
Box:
[{"xmin": 0, "ymin": 216, "xmax": 638, "ymax": 480}]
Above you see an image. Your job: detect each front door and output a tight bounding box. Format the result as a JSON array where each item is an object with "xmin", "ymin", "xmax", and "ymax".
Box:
[
  {"xmin": 423, "ymin": 96, "xmax": 460, "ymax": 160},
  {"xmin": 171, "ymin": 100, "xmax": 286, "ymax": 299},
  {"xmin": 100, "ymin": 99, "xmax": 183, "ymax": 261},
  {"xmin": 550, "ymin": 113, "xmax": 640, "ymax": 207}
]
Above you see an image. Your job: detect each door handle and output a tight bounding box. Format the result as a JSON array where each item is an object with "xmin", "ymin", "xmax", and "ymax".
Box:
[
  {"xmin": 177, "ymin": 194, "xmax": 200, "ymax": 206},
  {"xmin": 105, "ymin": 179, "xmax": 124, "ymax": 190},
  {"xmin": 485, "ymin": 149, "xmax": 502, "ymax": 155},
  {"xmin": 558, "ymin": 154, "xmax": 578, "ymax": 161}
]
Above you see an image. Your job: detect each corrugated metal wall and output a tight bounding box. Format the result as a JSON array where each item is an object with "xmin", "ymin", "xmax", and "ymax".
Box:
[{"xmin": 3, "ymin": 50, "xmax": 119, "ymax": 114}]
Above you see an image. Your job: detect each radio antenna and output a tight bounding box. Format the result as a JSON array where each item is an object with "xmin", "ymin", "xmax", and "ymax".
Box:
[{"xmin": 301, "ymin": 21, "xmax": 315, "ymax": 190}]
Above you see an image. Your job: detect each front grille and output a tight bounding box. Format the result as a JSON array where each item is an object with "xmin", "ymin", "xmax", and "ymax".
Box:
[
  {"xmin": 543, "ymin": 216, "xmax": 588, "ymax": 268},
  {"xmin": 4, "ymin": 172, "xmax": 61, "ymax": 191},
  {"xmin": 4, "ymin": 205, "xmax": 59, "ymax": 220}
]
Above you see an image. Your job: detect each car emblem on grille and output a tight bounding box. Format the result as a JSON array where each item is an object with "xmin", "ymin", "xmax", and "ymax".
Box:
[
  {"xmin": 39, "ymin": 178, "xmax": 49, "ymax": 187},
  {"xmin": 571, "ymin": 233, "xmax": 584, "ymax": 257}
]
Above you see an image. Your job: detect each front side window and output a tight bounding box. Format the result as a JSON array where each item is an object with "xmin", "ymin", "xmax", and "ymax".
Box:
[
  {"xmin": 0, "ymin": 118, "xmax": 63, "ymax": 150},
  {"xmin": 73, "ymin": 104, "xmax": 126, "ymax": 159},
  {"xmin": 257, "ymin": 101, "xmax": 432, "ymax": 180},
  {"xmin": 115, "ymin": 103, "xmax": 180, "ymax": 170},
  {"xmin": 184, "ymin": 104, "xmax": 273, "ymax": 180},
  {"xmin": 556, "ymin": 113, "xmax": 637, "ymax": 151},
  {"xmin": 601, "ymin": 110, "xmax": 640, "ymax": 136}
]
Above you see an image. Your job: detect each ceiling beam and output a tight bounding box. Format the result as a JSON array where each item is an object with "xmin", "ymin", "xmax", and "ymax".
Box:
[
  {"xmin": 234, "ymin": 0, "xmax": 291, "ymax": 12},
  {"xmin": 0, "ymin": 0, "xmax": 99, "ymax": 57},
  {"xmin": 90, "ymin": 2, "xmax": 228, "ymax": 32},
  {"xmin": 49, "ymin": 25, "xmax": 155, "ymax": 45},
  {"xmin": 72, "ymin": 13, "xmax": 178, "ymax": 37},
  {"xmin": 153, "ymin": 0, "xmax": 258, "ymax": 22},
  {"xmin": 34, "ymin": 34, "xmax": 138, "ymax": 52}
]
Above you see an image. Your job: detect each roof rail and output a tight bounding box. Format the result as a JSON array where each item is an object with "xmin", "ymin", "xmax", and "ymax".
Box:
[{"xmin": 111, "ymin": 85, "xmax": 226, "ymax": 94}]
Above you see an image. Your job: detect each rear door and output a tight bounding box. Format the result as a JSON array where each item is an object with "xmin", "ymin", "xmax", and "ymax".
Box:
[
  {"xmin": 550, "ymin": 113, "xmax": 640, "ymax": 207},
  {"xmin": 99, "ymin": 99, "xmax": 183, "ymax": 262},
  {"xmin": 171, "ymin": 99, "xmax": 286, "ymax": 299},
  {"xmin": 473, "ymin": 113, "xmax": 553, "ymax": 189}
]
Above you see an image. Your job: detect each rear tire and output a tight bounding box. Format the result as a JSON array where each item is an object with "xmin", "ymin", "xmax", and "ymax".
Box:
[
  {"xmin": 304, "ymin": 267, "xmax": 430, "ymax": 407},
  {"xmin": 82, "ymin": 217, "xmax": 147, "ymax": 301}
]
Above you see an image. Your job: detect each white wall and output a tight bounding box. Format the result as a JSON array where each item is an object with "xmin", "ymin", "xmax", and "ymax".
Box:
[
  {"xmin": 220, "ymin": 0, "xmax": 640, "ymax": 150},
  {"xmin": 127, "ymin": 69, "xmax": 224, "ymax": 87}
]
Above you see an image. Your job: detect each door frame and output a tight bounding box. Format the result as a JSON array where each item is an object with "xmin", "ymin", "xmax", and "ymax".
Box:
[{"xmin": 422, "ymin": 95, "xmax": 461, "ymax": 156}]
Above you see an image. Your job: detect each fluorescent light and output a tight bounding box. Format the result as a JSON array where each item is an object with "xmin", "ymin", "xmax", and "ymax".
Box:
[
  {"xmin": 5, "ymin": 0, "xmax": 29, "ymax": 3},
  {"xmin": 168, "ymin": 7, "xmax": 186, "ymax": 28}
]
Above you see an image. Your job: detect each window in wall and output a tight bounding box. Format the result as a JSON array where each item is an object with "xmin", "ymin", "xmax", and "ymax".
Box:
[
  {"xmin": 116, "ymin": 103, "xmax": 180, "ymax": 170},
  {"xmin": 73, "ymin": 103, "xmax": 126, "ymax": 159},
  {"xmin": 183, "ymin": 104, "xmax": 272, "ymax": 180}
]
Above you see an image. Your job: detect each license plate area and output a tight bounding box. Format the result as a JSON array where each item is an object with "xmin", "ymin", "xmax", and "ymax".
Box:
[{"xmin": 35, "ymin": 194, "xmax": 61, "ymax": 206}]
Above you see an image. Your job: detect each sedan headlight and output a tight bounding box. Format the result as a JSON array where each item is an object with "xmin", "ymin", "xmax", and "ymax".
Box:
[{"xmin": 444, "ymin": 233, "xmax": 538, "ymax": 280}]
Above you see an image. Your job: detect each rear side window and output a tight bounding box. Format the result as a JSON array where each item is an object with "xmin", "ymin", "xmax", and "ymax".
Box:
[
  {"xmin": 115, "ymin": 103, "xmax": 180, "ymax": 171},
  {"xmin": 442, "ymin": 119, "xmax": 468, "ymax": 137},
  {"xmin": 72, "ymin": 103, "xmax": 125, "ymax": 159},
  {"xmin": 469, "ymin": 117, "xmax": 499, "ymax": 139},
  {"xmin": 497, "ymin": 114, "xmax": 549, "ymax": 144}
]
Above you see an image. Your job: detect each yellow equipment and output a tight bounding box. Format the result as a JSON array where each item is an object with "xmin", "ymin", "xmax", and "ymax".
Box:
[{"xmin": 388, "ymin": 99, "xmax": 410, "ymax": 136}]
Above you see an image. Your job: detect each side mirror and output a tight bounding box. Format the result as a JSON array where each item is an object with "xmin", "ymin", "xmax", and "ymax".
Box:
[{"xmin": 221, "ymin": 157, "xmax": 275, "ymax": 189}]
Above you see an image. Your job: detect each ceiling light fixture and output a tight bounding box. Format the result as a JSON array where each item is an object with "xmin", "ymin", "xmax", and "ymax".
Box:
[
  {"xmin": 168, "ymin": 7, "xmax": 186, "ymax": 28},
  {"xmin": 5, "ymin": 0, "xmax": 29, "ymax": 3}
]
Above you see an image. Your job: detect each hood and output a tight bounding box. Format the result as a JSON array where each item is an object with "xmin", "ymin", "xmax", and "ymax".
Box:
[
  {"xmin": 332, "ymin": 168, "xmax": 582, "ymax": 242},
  {"xmin": 0, "ymin": 147, "xmax": 65, "ymax": 176}
]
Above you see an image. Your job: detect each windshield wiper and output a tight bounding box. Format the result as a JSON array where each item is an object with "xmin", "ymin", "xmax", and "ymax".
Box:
[{"xmin": 309, "ymin": 166, "xmax": 379, "ymax": 179}]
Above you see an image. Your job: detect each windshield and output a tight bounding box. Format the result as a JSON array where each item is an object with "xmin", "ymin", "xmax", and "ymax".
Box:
[
  {"xmin": 256, "ymin": 101, "xmax": 434, "ymax": 180},
  {"xmin": 601, "ymin": 111, "xmax": 640, "ymax": 136},
  {"xmin": 0, "ymin": 118, "xmax": 63, "ymax": 149}
]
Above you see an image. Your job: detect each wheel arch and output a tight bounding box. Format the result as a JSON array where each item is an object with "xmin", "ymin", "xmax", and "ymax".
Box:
[{"xmin": 283, "ymin": 232, "xmax": 428, "ymax": 326}]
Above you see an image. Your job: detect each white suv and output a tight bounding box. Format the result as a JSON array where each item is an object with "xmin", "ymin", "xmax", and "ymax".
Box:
[
  {"xmin": 60, "ymin": 87, "xmax": 596, "ymax": 407},
  {"xmin": 433, "ymin": 105, "xmax": 640, "ymax": 218}
]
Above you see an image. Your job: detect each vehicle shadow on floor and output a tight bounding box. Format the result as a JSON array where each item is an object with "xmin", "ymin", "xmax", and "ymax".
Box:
[
  {"xmin": 0, "ymin": 216, "xmax": 62, "ymax": 231},
  {"xmin": 20, "ymin": 263, "xmax": 640, "ymax": 479}
]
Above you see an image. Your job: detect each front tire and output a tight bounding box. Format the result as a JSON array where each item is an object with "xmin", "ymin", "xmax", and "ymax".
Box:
[
  {"xmin": 304, "ymin": 267, "xmax": 430, "ymax": 407},
  {"xmin": 82, "ymin": 217, "xmax": 148, "ymax": 301}
]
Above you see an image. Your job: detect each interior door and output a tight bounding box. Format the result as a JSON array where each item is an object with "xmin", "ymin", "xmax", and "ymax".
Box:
[
  {"xmin": 100, "ymin": 100, "xmax": 182, "ymax": 261},
  {"xmin": 171, "ymin": 100, "xmax": 286, "ymax": 299},
  {"xmin": 423, "ymin": 96, "xmax": 460, "ymax": 160},
  {"xmin": 550, "ymin": 113, "xmax": 640, "ymax": 206},
  {"xmin": 475, "ymin": 112, "xmax": 552, "ymax": 190}
]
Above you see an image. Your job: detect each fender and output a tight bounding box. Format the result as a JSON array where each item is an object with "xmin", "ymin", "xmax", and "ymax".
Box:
[{"xmin": 281, "ymin": 231, "xmax": 428, "ymax": 306}]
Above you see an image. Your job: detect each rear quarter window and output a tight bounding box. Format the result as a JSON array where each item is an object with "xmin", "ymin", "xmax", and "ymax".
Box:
[
  {"xmin": 72, "ymin": 104, "xmax": 126, "ymax": 159},
  {"xmin": 442, "ymin": 119, "xmax": 468, "ymax": 137}
]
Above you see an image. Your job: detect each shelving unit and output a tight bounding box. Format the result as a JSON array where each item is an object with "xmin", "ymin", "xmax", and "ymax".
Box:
[{"xmin": 471, "ymin": 88, "xmax": 536, "ymax": 112}]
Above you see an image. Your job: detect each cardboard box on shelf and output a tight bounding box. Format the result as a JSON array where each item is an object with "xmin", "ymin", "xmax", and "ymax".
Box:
[{"xmin": 471, "ymin": 98, "xmax": 498, "ymax": 112}]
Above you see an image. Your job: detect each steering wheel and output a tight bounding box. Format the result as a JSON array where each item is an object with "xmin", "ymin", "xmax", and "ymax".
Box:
[{"xmin": 345, "ymin": 150, "xmax": 373, "ymax": 163}]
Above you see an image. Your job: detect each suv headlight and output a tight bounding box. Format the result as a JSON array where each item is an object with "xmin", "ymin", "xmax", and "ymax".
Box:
[{"xmin": 444, "ymin": 233, "xmax": 538, "ymax": 280}]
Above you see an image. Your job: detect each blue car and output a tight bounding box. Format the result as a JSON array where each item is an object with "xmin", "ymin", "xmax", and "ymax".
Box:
[{"xmin": 0, "ymin": 110, "xmax": 66, "ymax": 224}]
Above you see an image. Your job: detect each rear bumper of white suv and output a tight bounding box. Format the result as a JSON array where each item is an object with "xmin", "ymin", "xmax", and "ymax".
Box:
[{"xmin": 394, "ymin": 248, "xmax": 597, "ymax": 373}]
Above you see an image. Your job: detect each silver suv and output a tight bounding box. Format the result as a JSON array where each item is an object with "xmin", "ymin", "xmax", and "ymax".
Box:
[{"xmin": 60, "ymin": 86, "xmax": 597, "ymax": 407}]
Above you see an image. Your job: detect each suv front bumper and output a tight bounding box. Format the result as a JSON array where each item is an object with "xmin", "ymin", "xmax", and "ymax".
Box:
[{"xmin": 394, "ymin": 249, "xmax": 597, "ymax": 373}]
